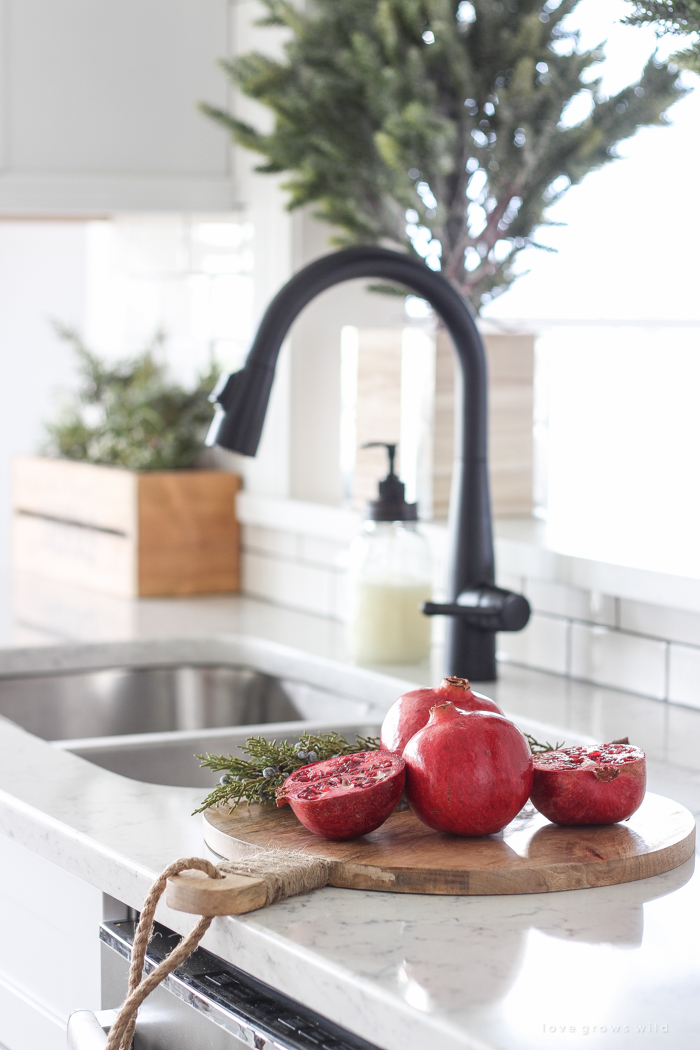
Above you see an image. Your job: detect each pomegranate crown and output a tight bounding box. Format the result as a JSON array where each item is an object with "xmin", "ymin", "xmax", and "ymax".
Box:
[
  {"xmin": 442, "ymin": 676, "xmax": 471, "ymax": 691},
  {"xmin": 427, "ymin": 701, "xmax": 462, "ymax": 723}
]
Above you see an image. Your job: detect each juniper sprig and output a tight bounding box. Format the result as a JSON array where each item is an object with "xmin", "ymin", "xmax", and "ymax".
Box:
[
  {"xmin": 524, "ymin": 733, "xmax": 565, "ymax": 754},
  {"xmin": 194, "ymin": 730, "xmax": 380, "ymax": 814}
]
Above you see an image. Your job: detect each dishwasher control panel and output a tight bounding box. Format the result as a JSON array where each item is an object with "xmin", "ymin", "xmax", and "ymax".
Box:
[{"xmin": 101, "ymin": 919, "xmax": 381, "ymax": 1050}]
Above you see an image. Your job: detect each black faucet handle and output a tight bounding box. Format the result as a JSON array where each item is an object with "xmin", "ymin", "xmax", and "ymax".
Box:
[{"xmin": 423, "ymin": 586, "xmax": 530, "ymax": 632}]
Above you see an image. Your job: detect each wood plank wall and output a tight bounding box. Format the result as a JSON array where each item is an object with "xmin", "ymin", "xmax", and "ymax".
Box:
[
  {"xmin": 352, "ymin": 329, "xmax": 403, "ymax": 510},
  {"xmin": 350, "ymin": 327, "xmax": 534, "ymax": 520}
]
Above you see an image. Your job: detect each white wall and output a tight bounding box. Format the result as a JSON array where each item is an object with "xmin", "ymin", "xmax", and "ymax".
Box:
[
  {"xmin": 0, "ymin": 0, "xmax": 236, "ymax": 213},
  {"xmin": 84, "ymin": 214, "xmax": 256, "ymax": 381},
  {"xmin": 0, "ymin": 0, "xmax": 410, "ymax": 561},
  {"xmin": 287, "ymin": 214, "xmax": 410, "ymax": 506},
  {"xmin": 0, "ymin": 211, "xmax": 264, "ymax": 580},
  {"xmin": 0, "ymin": 222, "xmax": 87, "ymax": 578}
]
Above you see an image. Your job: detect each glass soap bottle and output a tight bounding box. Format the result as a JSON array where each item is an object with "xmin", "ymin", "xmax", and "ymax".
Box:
[{"xmin": 347, "ymin": 443, "xmax": 432, "ymax": 664}]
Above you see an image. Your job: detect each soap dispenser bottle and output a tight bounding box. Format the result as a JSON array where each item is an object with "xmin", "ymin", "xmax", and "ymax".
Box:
[{"xmin": 347, "ymin": 443, "xmax": 432, "ymax": 664}]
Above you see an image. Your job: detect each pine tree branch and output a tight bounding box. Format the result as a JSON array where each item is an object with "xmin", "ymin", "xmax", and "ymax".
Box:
[{"xmin": 204, "ymin": 0, "xmax": 688, "ymax": 310}]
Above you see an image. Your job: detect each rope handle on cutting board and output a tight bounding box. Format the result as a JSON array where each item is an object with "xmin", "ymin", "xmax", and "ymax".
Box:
[{"xmin": 79, "ymin": 852, "xmax": 330, "ymax": 1050}]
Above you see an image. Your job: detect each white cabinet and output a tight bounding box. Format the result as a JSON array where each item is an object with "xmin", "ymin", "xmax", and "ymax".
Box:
[
  {"xmin": 0, "ymin": 0, "xmax": 236, "ymax": 213},
  {"xmin": 0, "ymin": 834, "xmax": 105, "ymax": 1050}
]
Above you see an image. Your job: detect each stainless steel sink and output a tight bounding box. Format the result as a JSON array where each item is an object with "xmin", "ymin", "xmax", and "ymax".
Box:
[
  {"xmin": 0, "ymin": 653, "xmax": 585, "ymax": 791},
  {"xmin": 53, "ymin": 719, "xmax": 382, "ymax": 788},
  {"xmin": 0, "ymin": 661, "xmax": 382, "ymax": 787},
  {"xmin": 0, "ymin": 665, "xmax": 305, "ymax": 741}
]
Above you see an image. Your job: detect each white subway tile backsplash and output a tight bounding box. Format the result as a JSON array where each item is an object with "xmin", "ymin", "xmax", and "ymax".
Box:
[
  {"xmin": 236, "ymin": 519, "xmax": 700, "ymax": 707},
  {"xmin": 241, "ymin": 524, "xmax": 298, "ymax": 558},
  {"xmin": 496, "ymin": 571, "xmax": 524, "ymax": 594},
  {"xmin": 524, "ymin": 579, "xmax": 616, "ymax": 626},
  {"xmin": 570, "ymin": 623, "xmax": 667, "ymax": 700},
  {"xmin": 242, "ymin": 525, "xmax": 347, "ymax": 570},
  {"xmin": 498, "ymin": 613, "xmax": 569, "ymax": 675},
  {"xmin": 281, "ymin": 680, "xmax": 371, "ymax": 720},
  {"xmin": 298, "ymin": 534, "xmax": 347, "ymax": 569},
  {"xmin": 241, "ymin": 551, "xmax": 333, "ymax": 617},
  {"xmin": 331, "ymin": 569, "xmax": 349, "ymax": 623},
  {"xmin": 668, "ymin": 643, "xmax": 700, "ymax": 709},
  {"xmin": 619, "ymin": 599, "xmax": 700, "ymax": 647}
]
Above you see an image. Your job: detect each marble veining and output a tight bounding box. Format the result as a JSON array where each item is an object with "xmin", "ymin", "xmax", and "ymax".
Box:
[{"xmin": 0, "ymin": 614, "xmax": 699, "ymax": 1049}]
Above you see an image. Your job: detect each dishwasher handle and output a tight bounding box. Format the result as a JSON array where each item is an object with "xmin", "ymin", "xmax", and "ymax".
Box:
[{"xmin": 67, "ymin": 1009, "xmax": 117, "ymax": 1050}]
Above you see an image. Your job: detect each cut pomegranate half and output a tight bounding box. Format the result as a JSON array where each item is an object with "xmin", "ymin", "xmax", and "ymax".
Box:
[
  {"xmin": 276, "ymin": 750, "xmax": 405, "ymax": 840},
  {"xmin": 531, "ymin": 743, "xmax": 646, "ymax": 825}
]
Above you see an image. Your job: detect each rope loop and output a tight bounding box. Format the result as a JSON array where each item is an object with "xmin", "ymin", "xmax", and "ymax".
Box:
[
  {"xmin": 103, "ymin": 850, "xmax": 331, "ymax": 1049},
  {"xmin": 105, "ymin": 857, "xmax": 221, "ymax": 1050}
]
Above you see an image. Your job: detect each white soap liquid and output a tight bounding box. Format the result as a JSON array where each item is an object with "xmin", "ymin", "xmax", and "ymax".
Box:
[{"xmin": 347, "ymin": 580, "xmax": 432, "ymax": 664}]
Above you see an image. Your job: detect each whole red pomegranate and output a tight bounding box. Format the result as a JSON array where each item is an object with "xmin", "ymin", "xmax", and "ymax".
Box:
[
  {"xmin": 530, "ymin": 743, "xmax": 646, "ymax": 825},
  {"xmin": 403, "ymin": 703, "xmax": 533, "ymax": 836},
  {"xmin": 276, "ymin": 750, "xmax": 405, "ymax": 840},
  {"xmin": 380, "ymin": 676, "xmax": 502, "ymax": 754}
]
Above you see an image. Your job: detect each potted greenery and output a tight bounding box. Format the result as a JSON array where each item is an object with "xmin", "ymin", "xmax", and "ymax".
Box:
[
  {"xmin": 12, "ymin": 328, "xmax": 240, "ymax": 597},
  {"xmin": 203, "ymin": 0, "xmax": 685, "ymax": 310}
]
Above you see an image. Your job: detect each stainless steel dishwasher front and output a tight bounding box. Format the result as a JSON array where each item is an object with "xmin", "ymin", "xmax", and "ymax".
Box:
[{"xmin": 100, "ymin": 920, "xmax": 380, "ymax": 1050}]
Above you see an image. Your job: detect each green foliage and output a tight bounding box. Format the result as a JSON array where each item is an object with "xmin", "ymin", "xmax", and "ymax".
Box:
[
  {"xmin": 624, "ymin": 2, "xmax": 700, "ymax": 72},
  {"xmin": 203, "ymin": 0, "xmax": 687, "ymax": 309},
  {"xmin": 43, "ymin": 325, "xmax": 218, "ymax": 471},
  {"xmin": 194, "ymin": 730, "xmax": 381, "ymax": 813}
]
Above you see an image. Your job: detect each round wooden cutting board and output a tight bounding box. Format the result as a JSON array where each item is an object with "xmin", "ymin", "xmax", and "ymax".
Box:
[{"xmin": 203, "ymin": 792, "xmax": 695, "ymax": 896}]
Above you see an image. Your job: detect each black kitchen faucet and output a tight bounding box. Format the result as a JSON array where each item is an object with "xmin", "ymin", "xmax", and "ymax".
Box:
[{"xmin": 207, "ymin": 245, "xmax": 529, "ymax": 680}]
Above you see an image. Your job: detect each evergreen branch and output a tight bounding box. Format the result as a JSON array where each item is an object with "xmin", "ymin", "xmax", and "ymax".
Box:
[
  {"xmin": 624, "ymin": 1, "xmax": 700, "ymax": 70},
  {"xmin": 624, "ymin": 0, "xmax": 700, "ymax": 34},
  {"xmin": 203, "ymin": 0, "xmax": 687, "ymax": 310},
  {"xmin": 43, "ymin": 326, "xmax": 218, "ymax": 470},
  {"xmin": 524, "ymin": 733, "xmax": 566, "ymax": 754},
  {"xmin": 193, "ymin": 730, "xmax": 380, "ymax": 814}
]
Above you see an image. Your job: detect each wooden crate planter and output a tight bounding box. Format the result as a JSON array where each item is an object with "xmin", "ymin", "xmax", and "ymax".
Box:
[{"xmin": 12, "ymin": 457, "xmax": 240, "ymax": 597}]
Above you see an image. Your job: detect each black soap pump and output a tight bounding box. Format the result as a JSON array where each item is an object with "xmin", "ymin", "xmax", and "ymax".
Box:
[
  {"xmin": 346, "ymin": 443, "xmax": 433, "ymax": 664},
  {"xmin": 362, "ymin": 442, "xmax": 417, "ymax": 522}
]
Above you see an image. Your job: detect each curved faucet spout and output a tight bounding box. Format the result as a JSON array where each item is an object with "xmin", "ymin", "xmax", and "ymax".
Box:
[{"xmin": 209, "ymin": 245, "xmax": 528, "ymax": 680}]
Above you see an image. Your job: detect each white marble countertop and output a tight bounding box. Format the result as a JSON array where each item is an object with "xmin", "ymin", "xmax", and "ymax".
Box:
[{"xmin": 1, "ymin": 589, "xmax": 699, "ymax": 1049}]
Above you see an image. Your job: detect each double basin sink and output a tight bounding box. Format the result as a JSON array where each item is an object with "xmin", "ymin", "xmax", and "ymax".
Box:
[{"xmin": 0, "ymin": 659, "xmax": 384, "ymax": 788}]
